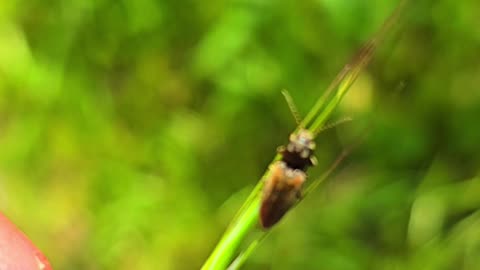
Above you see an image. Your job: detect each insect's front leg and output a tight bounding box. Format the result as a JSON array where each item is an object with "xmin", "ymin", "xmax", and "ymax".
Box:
[{"xmin": 296, "ymin": 189, "xmax": 302, "ymax": 200}]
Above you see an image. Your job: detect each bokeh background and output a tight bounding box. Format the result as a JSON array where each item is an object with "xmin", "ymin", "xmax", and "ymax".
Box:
[{"xmin": 1, "ymin": 0, "xmax": 479, "ymax": 269}]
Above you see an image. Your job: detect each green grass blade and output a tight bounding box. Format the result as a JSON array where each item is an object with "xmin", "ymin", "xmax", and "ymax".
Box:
[
  {"xmin": 201, "ymin": 197, "xmax": 261, "ymax": 270},
  {"xmin": 226, "ymin": 232, "xmax": 270, "ymax": 270}
]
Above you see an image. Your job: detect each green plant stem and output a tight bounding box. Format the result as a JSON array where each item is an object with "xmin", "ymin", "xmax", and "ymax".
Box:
[
  {"xmin": 310, "ymin": 67, "xmax": 365, "ymax": 134},
  {"xmin": 227, "ymin": 232, "xmax": 270, "ymax": 270},
  {"xmin": 201, "ymin": 196, "xmax": 261, "ymax": 270}
]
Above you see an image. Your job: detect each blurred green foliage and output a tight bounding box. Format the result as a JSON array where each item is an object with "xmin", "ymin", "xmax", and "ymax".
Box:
[{"xmin": 0, "ymin": 0, "xmax": 479, "ymax": 269}]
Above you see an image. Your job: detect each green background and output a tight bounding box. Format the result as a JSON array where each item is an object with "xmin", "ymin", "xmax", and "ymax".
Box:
[{"xmin": 1, "ymin": 0, "xmax": 479, "ymax": 269}]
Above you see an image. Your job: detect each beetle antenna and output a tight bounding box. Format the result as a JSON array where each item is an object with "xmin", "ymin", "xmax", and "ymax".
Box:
[
  {"xmin": 315, "ymin": 116, "xmax": 353, "ymax": 136},
  {"xmin": 281, "ymin": 89, "xmax": 302, "ymax": 126}
]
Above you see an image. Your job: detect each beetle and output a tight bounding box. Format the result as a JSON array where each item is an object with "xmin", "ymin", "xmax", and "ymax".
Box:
[
  {"xmin": 260, "ymin": 95, "xmax": 318, "ymax": 229},
  {"xmin": 259, "ymin": 92, "xmax": 349, "ymax": 229}
]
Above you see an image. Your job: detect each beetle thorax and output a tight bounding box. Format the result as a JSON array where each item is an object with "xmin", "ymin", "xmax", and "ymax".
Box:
[{"xmin": 280, "ymin": 129, "xmax": 316, "ymax": 171}]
